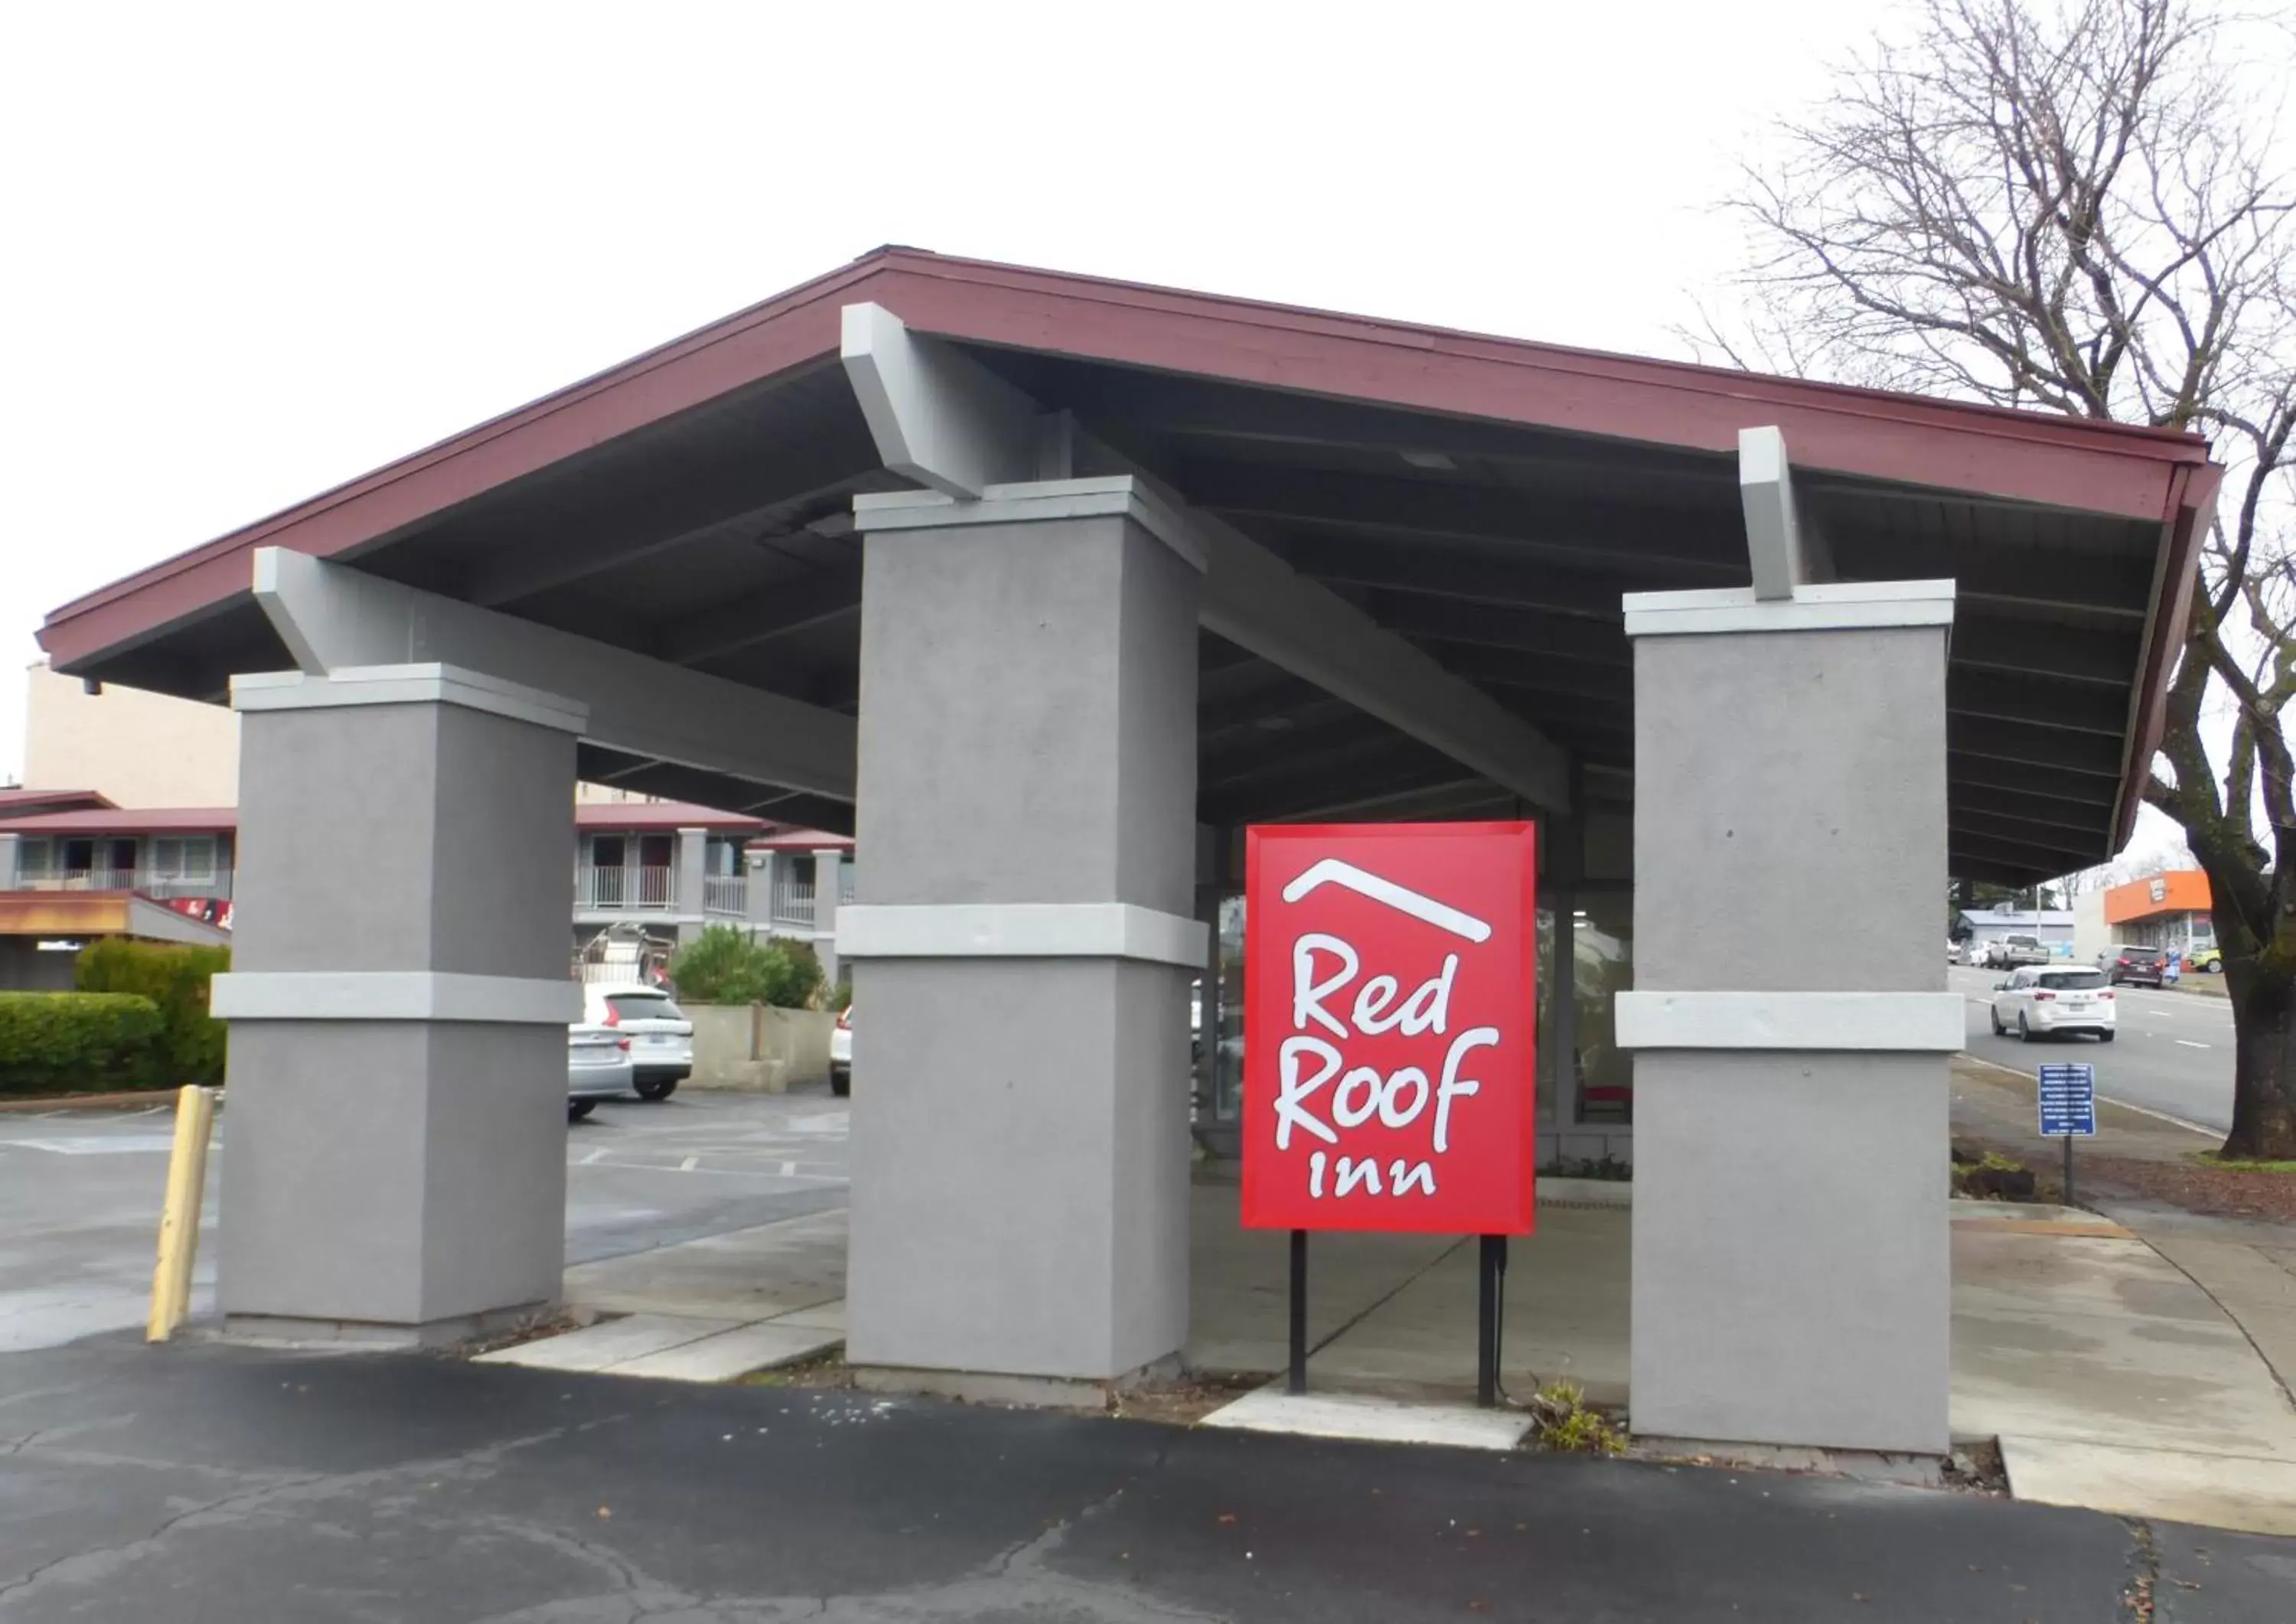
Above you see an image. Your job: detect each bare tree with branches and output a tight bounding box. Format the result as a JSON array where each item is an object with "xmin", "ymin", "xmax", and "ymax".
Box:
[{"xmin": 1706, "ymin": 0, "xmax": 2296, "ymax": 1157}]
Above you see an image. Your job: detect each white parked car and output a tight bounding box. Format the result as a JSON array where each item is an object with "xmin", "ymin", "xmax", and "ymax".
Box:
[
  {"xmin": 830, "ymin": 1006, "xmax": 852, "ymax": 1097},
  {"xmin": 567, "ymin": 1024, "xmax": 634, "ymax": 1120},
  {"xmin": 1989, "ymin": 965, "xmax": 2117, "ymax": 1043},
  {"xmin": 583, "ymin": 984, "xmax": 693, "ymax": 1101}
]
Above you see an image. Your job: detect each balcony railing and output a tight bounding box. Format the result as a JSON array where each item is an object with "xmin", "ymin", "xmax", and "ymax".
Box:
[
  {"xmin": 574, "ymin": 865, "xmax": 674, "ymax": 911},
  {"xmin": 771, "ymin": 872, "xmax": 816, "ymax": 927},
  {"xmin": 572, "ymin": 866, "xmax": 748, "ymax": 917},
  {"xmin": 18, "ymin": 869, "xmax": 234, "ymax": 900}
]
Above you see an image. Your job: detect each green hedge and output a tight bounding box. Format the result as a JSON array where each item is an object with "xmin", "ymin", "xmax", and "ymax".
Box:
[
  {"xmin": 75, "ymin": 938, "xmax": 230, "ymax": 1084},
  {"xmin": 670, "ymin": 926, "xmax": 824, "ymax": 1008},
  {"xmin": 0, "ymin": 993, "xmax": 165, "ymax": 1094}
]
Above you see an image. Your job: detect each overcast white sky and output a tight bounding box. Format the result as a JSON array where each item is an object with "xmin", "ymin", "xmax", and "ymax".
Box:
[{"xmin": 0, "ymin": 0, "xmax": 2184, "ymax": 855}]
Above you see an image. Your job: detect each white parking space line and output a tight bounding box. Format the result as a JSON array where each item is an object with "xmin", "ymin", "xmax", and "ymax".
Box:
[
  {"xmin": 679, "ymin": 1155, "xmax": 700, "ymax": 1171},
  {"xmin": 2177, "ymin": 1039, "xmax": 2211, "ymax": 1049}
]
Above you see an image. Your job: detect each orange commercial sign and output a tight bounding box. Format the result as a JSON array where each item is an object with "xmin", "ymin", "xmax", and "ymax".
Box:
[{"xmin": 2103, "ymin": 869, "xmax": 2210, "ymax": 925}]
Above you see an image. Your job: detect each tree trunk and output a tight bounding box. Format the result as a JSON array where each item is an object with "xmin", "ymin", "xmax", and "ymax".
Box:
[{"xmin": 2221, "ymin": 958, "xmax": 2296, "ymax": 1160}]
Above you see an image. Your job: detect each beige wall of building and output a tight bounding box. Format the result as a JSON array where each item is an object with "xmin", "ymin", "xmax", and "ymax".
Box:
[
  {"xmin": 24, "ymin": 660, "xmax": 663, "ymax": 811},
  {"xmin": 23, "ymin": 662, "xmax": 240, "ymax": 807}
]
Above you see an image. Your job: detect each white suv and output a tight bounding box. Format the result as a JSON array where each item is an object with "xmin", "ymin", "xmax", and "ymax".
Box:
[
  {"xmin": 1990, "ymin": 966, "xmax": 2117, "ymax": 1043},
  {"xmin": 583, "ymin": 984, "xmax": 694, "ymax": 1100}
]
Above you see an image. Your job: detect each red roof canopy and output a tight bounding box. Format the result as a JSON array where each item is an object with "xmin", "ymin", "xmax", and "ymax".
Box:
[{"xmin": 31, "ymin": 249, "xmax": 2220, "ymax": 885}]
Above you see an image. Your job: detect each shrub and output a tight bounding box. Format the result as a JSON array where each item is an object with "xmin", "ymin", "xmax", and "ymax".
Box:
[
  {"xmin": 0, "ymin": 993, "xmax": 165, "ymax": 1094},
  {"xmin": 1528, "ymin": 1381, "xmax": 1626, "ymax": 1456},
  {"xmin": 670, "ymin": 926, "xmax": 824, "ymax": 1009},
  {"xmin": 75, "ymin": 939, "xmax": 230, "ymax": 1084}
]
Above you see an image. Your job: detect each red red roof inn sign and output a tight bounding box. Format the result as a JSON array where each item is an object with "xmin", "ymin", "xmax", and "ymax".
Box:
[{"xmin": 1242, "ymin": 823, "xmax": 1538, "ymax": 1236}]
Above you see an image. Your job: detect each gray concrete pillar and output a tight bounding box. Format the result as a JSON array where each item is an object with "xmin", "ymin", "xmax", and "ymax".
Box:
[
  {"xmin": 1545, "ymin": 889, "xmax": 1578, "ymax": 1143},
  {"xmin": 1616, "ymin": 583, "xmax": 1961, "ymax": 1454},
  {"xmin": 810, "ymin": 848, "xmax": 843, "ymax": 989},
  {"xmin": 675, "ymin": 825, "xmax": 709, "ymax": 923},
  {"xmin": 838, "ymin": 478, "xmax": 1205, "ymax": 1392},
  {"xmin": 745, "ymin": 848, "xmax": 776, "ymax": 939},
  {"xmin": 210, "ymin": 665, "xmax": 585, "ymax": 1343},
  {"xmin": 1191, "ymin": 826, "xmax": 1225, "ymax": 1128}
]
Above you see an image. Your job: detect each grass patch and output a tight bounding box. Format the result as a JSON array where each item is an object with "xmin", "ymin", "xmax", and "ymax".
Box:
[{"xmin": 2187, "ymin": 1152, "xmax": 2296, "ymax": 1174}]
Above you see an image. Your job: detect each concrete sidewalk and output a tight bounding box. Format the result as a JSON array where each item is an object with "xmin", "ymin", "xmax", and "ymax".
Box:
[
  {"xmin": 6, "ymin": 1336, "xmax": 2291, "ymax": 1622},
  {"xmin": 516, "ymin": 1169, "xmax": 2296, "ymax": 1534},
  {"xmin": 1952, "ymin": 1053, "xmax": 2296, "ymax": 1407}
]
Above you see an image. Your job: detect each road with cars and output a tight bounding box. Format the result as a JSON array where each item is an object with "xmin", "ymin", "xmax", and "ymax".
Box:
[{"xmin": 1950, "ymin": 962, "xmax": 2235, "ymax": 1132}]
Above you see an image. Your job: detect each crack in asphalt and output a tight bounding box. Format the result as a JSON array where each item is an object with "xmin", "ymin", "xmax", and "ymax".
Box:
[
  {"xmin": 5, "ymin": 1386, "xmax": 1221, "ymax": 1624},
  {"xmin": 452, "ymin": 1424, "xmax": 1225, "ymax": 1624},
  {"xmin": 2122, "ymin": 1516, "xmax": 2160, "ymax": 1622},
  {"xmin": 0, "ymin": 1421, "xmax": 598, "ymax": 1611}
]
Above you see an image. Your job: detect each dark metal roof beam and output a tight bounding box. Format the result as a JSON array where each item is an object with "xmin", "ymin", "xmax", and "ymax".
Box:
[
  {"xmin": 1834, "ymin": 536, "xmax": 2154, "ymax": 620},
  {"xmin": 1179, "ymin": 462, "xmax": 1744, "ymax": 578},
  {"xmin": 1948, "ymin": 785, "xmax": 2113, "ymax": 836},
  {"xmin": 1198, "ymin": 676, "xmax": 1339, "ymax": 736},
  {"xmin": 1951, "ymin": 716, "xmax": 2125, "ymax": 776},
  {"xmin": 1413, "ymin": 644, "xmax": 1631, "ymax": 703},
  {"xmin": 1267, "ymin": 777, "xmax": 1521, "ymax": 823},
  {"xmin": 1949, "ymin": 753, "xmax": 2121, "ymax": 807},
  {"xmin": 652, "ymin": 566, "xmax": 863, "ymax": 666},
  {"xmin": 1953, "ymin": 615, "xmax": 2142, "ymax": 687},
  {"xmin": 1951, "ymin": 826, "xmax": 2094, "ymax": 872},
  {"xmin": 1955, "ymin": 809, "xmax": 2109, "ymax": 857},
  {"xmin": 1284, "ymin": 536, "xmax": 1631, "ymax": 619},
  {"xmin": 1207, "ymin": 755, "xmax": 1474, "ymax": 826},
  {"xmin": 465, "ymin": 459, "xmax": 870, "ymax": 609},
  {"xmin": 1949, "ymin": 668, "xmax": 2132, "ymax": 737},
  {"xmin": 1362, "ymin": 597, "xmax": 1632, "ymax": 666}
]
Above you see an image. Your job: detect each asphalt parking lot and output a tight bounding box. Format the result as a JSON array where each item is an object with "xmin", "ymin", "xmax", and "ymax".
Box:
[{"xmin": 0, "ymin": 1089, "xmax": 849, "ymax": 1352}]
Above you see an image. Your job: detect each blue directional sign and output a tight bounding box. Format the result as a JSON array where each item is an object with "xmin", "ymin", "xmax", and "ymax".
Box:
[{"xmin": 2037, "ymin": 1063, "xmax": 2098, "ymax": 1138}]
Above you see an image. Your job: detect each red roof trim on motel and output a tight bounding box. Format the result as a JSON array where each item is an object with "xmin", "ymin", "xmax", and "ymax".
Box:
[
  {"xmin": 574, "ymin": 802, "xmax": 768, "ymax": 834},
  {"xmin": 0, "ymin": 801, "xmax": 781, "ymax": 837},
  {"xmin": 0, "ymin": 788, "xmax": 117, "ymax": 815},
  {"xmin": 0, "ymin": 807, "xmax": 238, "ymax": 836},
  {"xmin": 39, "ymin": 249, "xmax": 2214, "ymax": 677}
]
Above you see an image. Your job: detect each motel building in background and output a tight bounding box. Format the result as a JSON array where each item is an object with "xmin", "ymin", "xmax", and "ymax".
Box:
[{"xmin": 33, "ymin": 250, "xmax": 2217, "ymax": 1457}]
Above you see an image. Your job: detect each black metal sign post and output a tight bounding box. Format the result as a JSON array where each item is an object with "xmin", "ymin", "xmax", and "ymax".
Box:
[
  {"xmin": 1287, "ymin": 1229, "xmax": 1309, "ymax": 1395},
  {"xmin": 1476, "ymin": 1234, "xmax": 1508, "ymax": 1408}
]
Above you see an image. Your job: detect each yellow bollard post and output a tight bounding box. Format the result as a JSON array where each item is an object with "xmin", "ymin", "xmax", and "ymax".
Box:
[{"xmin": 147, "ymin": 1084, "xmax": 217, "ymax": 1343}]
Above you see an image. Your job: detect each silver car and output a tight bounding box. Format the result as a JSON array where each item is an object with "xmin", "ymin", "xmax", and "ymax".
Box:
[{"xmin": 568, "ymin": 1024, "xmax": 634, "ymax": 1120}]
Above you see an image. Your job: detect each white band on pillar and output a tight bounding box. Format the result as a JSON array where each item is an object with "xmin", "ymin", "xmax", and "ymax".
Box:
[
  {"xmin": 211, "ymin": 972, "xmax": 585, "ymax": 1024},
  {"xmin": 231, "ymin": 664, "xmax": 590, "ymax": 734},
  {"xmin": 1621, "ymin": 580, "xmax": 1955, "ymax": 639},
  {"xmin": 837, "ymin": 902, "xmax": 1208, "ymax": 967},
  {"xmin": 1614, "ymin": 990, "xmax": 1965, "ymax": 1052},
  {"xmin": 853, "ymin": 477, "xmax": 1208, "ymax": 572}
]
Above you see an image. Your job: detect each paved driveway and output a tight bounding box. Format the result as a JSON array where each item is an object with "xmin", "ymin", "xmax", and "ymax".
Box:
[{"xmin": 0, "ymin": 1090, "xmax": 848, "ymax": 1353}]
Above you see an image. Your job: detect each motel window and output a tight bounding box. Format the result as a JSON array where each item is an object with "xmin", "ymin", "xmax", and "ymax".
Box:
[
  {"xmin": 16, "ymin": 839, "xmax": 53, "ymax": 880},
  {"xmin": 151, "ymin": 836, "xmax": 216, "ymax": 882}
]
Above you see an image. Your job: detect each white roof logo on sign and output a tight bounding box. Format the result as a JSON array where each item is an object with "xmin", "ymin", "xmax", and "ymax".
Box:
[{"xmin": 1280, "ymin": 859, "xmax": 1492, "ymax": 944}]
